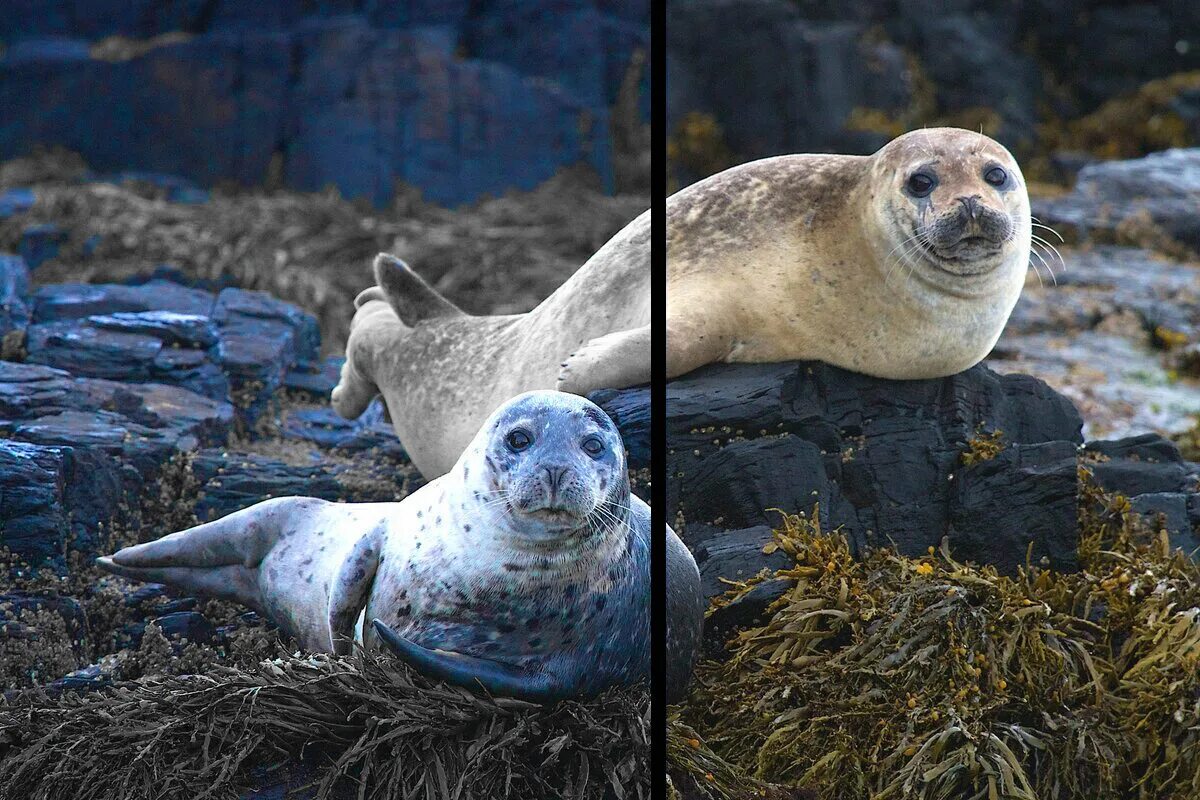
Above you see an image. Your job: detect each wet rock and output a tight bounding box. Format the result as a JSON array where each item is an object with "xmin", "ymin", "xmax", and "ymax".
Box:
[
  {"xmin": 693, "ymin": 525, "xmax": 791, "ymax": 600},
  {"xmin": 0, "ymin": 593, "xmax": 87, "ymax": 656},
  {"xmin": 702, "ymin": 578, "xmax": 792, "ymax": 659},
  {"xmin": 213, "ymin": 288, "xmax": 320, "ymax": 369}
]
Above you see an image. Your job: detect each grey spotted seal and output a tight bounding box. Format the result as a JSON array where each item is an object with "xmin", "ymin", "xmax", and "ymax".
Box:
[
  {"xmin": 667, "ymin": 128, "xmax": 1031, "ymax": 380},
  {"xmin": 331, "ymin": 209, "xmax": 650, "ymax": 479},
  {"xmin": 97, "ymin": 390, "xmax": 702, "ymax": 703}
]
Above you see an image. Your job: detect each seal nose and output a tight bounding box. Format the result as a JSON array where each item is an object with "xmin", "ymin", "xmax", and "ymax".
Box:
[
  {"xmin": 542, "ymin": 464, "xmax": 569, "ymax": 496},
  {"xmin": 957, "ymin": 195, "xmax": 981, "ymax": 221}
]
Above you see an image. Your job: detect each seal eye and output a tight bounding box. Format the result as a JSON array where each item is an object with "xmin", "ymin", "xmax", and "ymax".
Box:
[
  {"xmin": 506, "ymin": 429, "xmax": 532, "ymax": 452},
  {"xmin": 906, "ymin": 172, "xmax": 936, "ymax": 197},
  {"xmin": 581, "ymin": 436, "xmax": 604, "ymax": 458},
  {"xmin": 984, "ymin": 166, "xmax": 1008, "ymax": 187}
]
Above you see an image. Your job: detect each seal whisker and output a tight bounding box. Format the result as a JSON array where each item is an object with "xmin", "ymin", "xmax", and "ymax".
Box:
[
  {"xmin": 1027, "ymin": 246, "xmax": 1055, "ymax": 287},
  {"xmin": 1030, "ymin": 234, "xmax": 1066, "ymax": 274},
  {"xmin": 1030, "ymin": 218, "xmax": 1066, "ymax": 242}
]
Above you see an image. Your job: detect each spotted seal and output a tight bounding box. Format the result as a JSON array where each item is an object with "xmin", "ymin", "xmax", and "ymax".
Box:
[
  {"xmin": 97, "ymin": 390, "xmax": 702, "ymax": 703},
  {"xmin": 667, "ymin": 128, "xmax": 1032, "ymax": 380},
  {"xmin": 331, "ymin": 207, "xmax": 650, "ymax": 479}
]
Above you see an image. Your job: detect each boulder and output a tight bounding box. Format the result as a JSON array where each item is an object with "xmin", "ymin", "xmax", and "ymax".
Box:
[
  {"xmin": 17, "ymin": 223, "xmax": 67, "ymax": 270},
  {"xmin": 1032, "ymin": 149, "xmax": 1200, "ymax": 257},
  {"xmin": 579, "ymin": 363, "xmax": 1200, "ymax": 624}
]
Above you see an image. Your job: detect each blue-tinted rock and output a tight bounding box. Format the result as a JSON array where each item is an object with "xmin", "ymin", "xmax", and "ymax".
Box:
[
  {"xmin": 282, "ymin": 406, "xmax": 406, "ymax": 458},
  {"xmin": 153, "ymin": 611, "xmax": 215, "ymax": 645},
  {"xmin": 0, "ymin": 254, "xmax": 32, "ymax": 339},
  {"xmin": 283, "ymin": 356, "xmax": 342, "ymax": 398},
  {"xmin": 214, "ymin": 287, "xmax": 319, "ymax": 367},
  {"xmin": 25, "ymin": 322, "xmax": 164, "ymax": 381},
  {"xmin": 33, "ymin": 280, "xmax": 215, "ymax": 322},
  {"xmin": 590, "ymin": 385, "xmax": 649, "ymax": 470},
  {"xmin": 90, "ymin": 311, "xmax": 219, "ymax": 348},
  {"xmin": 0, "ymin": 441, "xmax": 72, "ymax": 565},
  {"xmin": 0, "ymin": 188, "xmax": 35, "ymax": 219},
  {"xmin": 191, "ymin": 449, "xmax": 345, "ymax": 521},
  {"xmin": 18, "ymin": 223, "xmax": 67, "ymax": 270}
]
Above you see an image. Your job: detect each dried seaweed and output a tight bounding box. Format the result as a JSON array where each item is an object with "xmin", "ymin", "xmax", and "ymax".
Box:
[
  {"xmin": 678, "ymin": 473, "xmax": 1200, "ymax": 799},
  {"xmin": 0, "ymin": 646, "xmax": 648, "ymax": 800}
]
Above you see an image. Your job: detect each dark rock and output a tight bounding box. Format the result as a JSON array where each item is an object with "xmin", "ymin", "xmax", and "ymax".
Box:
[
  {"xmin": 0, "ymin": 441, "xmax": 72, "ymax": 565},
  {"xmin": 948, "ymin": 441, "xmax": 1080, "ymax": 573},
  {"xmin": 693, "ymin": 525, "xmax": 791, "ymax": 600},
  {"xmin": 190, "ymin": 449, "xmax": 347, "ymax": 522},
  {"xmin": 591, "ymin": 385, "xmax": 650, "ymax": 470},
  {"xmin": 702, "ymin": 578, "xmax": 793, "ymax": 659},
  {"xmin": 152, "ymin": 611, "xmax": 215, "ymax": 645},
  {"xmin": 283, "ymin": 357, "xmax": 343, "ymax": 398},
  {"xmin": 18, "ymin": 223, "xmax": 67, "ymax": 270},
  {"xmin": 1087, "ymin": 434, "xmax": 1195, "ymax": 497},
  {"xmin": 281, "ymin": 407, "xmax": 406, "ymax": 459}
]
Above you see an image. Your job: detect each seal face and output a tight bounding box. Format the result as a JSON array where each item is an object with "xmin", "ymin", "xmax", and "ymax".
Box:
[
  {"xmin": 365, "ymin": 391, "xmax": 647, "ymax": 700},
  {"xmin": 666, "ymin": 127, "xmax": 1032, "ymax": 381},
  {"xmin": 96, "ymin": 391, "xmax": 703, "ymax": 703}
]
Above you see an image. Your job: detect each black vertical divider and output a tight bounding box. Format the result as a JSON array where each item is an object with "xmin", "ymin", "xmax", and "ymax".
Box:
[{"xmin": 649, "ymin": 0, "xmax": 667, "ymax": 796}]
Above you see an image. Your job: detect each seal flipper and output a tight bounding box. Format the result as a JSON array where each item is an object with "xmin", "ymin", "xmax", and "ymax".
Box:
[
  {"xmin": 373, "ymin": 253, "xmax": 464, "ymax": 326},
  {"xmin": 327, "ymin": 528, "xmax": 383, "ymax": 654},
  {"xmin": 372, "ymin": 619, "xmax": 565, "ymax": 703},
  {"xmin": 556, "ymin": 324, "xmax": 651, "ymax": 394},
  {"xmin": 94, "ymin": 497, "xmax": 302, "ymax": 611}
]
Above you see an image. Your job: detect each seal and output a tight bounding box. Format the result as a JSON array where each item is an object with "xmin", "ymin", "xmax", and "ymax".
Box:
[
  {"xmin": 667, "ymin": 127, "xmax": 1031, "ymax": 380},
  {"xmin": 331, "ymin": 209, "xmax": 650, "ymax": 478},
  {"xmin": 96, "ymin": 390, "xmax": 703, "ymax": 703}
]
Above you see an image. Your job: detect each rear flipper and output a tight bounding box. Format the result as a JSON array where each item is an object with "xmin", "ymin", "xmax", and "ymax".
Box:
[
  {"xmin": 373, "ymin": 619, "xmax": 566, "ymax": 703},
  {"xmin": 556, "ymin": 324, "xmax": 651, "ymax": 394},
  {"xmin": 96, "ymin": 497, "xmax": 379, "ymax": 654}
]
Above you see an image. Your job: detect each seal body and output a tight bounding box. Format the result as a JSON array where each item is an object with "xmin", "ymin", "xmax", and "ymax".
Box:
[
  {"xmin": 97, "ymin": 391, "xmax": 702, "ymax": 703},
  {"xmin": 667, "ymin": 128, "xmax": 1032, "ymax": 380},
  {"xmin": 332, "ymin": 209, "xmax": 651, "ymax": 478}
]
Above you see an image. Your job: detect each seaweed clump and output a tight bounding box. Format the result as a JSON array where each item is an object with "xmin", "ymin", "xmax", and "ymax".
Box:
[
  {"xmin": 677, "ymin": 475, "xmax": 1200, "ymax": 799},
  {"xmin": 0, "ymin": 647, "xmax": 648, "ymax": 800}
]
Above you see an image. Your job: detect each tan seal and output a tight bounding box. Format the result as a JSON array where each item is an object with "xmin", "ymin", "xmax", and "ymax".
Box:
[
  {"xmin": 667, "ymin": 127, "xmax": 1031, "ymax": 380},
  {"xmin": 332, "ymin": 211, "xmax": 650, "ymax": 479}
]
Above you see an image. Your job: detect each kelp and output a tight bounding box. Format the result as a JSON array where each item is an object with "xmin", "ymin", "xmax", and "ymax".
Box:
[
  {"xmin": 678, "ymin": 472, "xmax": 1200, "ymax": 800},
  {"xmin": 0, "ymin": 646, "xmax": 648, "ymax": 800}
]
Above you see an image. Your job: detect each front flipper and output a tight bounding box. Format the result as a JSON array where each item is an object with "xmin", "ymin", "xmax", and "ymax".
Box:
[
  {"xmin": 556, "ymin": 324, "xmax": 650, "ymax": 395},
  {"xmin": 372, "ymin": 619, "xmax": 565, "ymax": 703},
  {"xmin": 327, "ymin": 529, "xmax": 383, "ymax": 654}
]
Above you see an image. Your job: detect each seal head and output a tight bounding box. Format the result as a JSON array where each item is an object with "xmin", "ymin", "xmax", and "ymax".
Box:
[
  {"xmin": 866, "ymin": 127, "xmax": 1031, "ymax": 300},
  {"xmin": 369, "ymin": 390, "xmax": 649, "ymax": 702}
]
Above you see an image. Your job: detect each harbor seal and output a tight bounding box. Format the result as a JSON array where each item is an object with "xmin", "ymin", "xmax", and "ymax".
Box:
[
  {"xmin": 667, "ymin": 127, "xmax": 1031, "ymax": 380},
  {"xmin": 97, "ymin": 390, "xmax": 702, "ymax": 703},
  {"xmin": 331, "ymin": 209, "xmax": 650, "ymax": 478}
]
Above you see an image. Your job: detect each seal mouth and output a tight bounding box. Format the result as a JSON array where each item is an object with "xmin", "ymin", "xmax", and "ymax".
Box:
[
  {"xmin": 522, "ymin": 506, "xmax": 585, "ymax": 525},
  {"xmin": 915, "ymin": 233, "xmax": 1006, "ymax": 277}
]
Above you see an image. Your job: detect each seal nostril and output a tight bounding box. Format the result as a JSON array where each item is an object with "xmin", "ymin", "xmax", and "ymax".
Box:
[
  {"xmin": 957, "ymin": 195, "xmax": 980, "ymax": 220},
  {"xmin": 543, "ymin": 465, "xmax": 569, "ymax": 493}
]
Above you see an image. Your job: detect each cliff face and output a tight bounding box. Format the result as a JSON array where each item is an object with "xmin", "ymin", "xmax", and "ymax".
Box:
[
  {"xmin": 667, "ymin": 0, "xmax": 1200, "ymax": 185},
  {"xmin": 0, "ymin": 1, "xmax": 650, "ymax": 206}
]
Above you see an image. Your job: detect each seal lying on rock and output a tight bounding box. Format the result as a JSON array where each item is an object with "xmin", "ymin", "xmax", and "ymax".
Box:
[
  {"xmin": 98, "ymin": 391, "xmax": 702, "ymax": 703},
  {"xmin": 332, "ymin": 210, "xmax": 650, "ymax": 478},
  {"xmin": 667, "ymin": 128, "xmax": 1032, "ymax": 380}
]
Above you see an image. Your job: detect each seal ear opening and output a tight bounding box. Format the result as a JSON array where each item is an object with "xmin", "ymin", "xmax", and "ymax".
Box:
[{"xmin": 373, "ymin": 253, "xmax": 464, "ymax": 326}]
